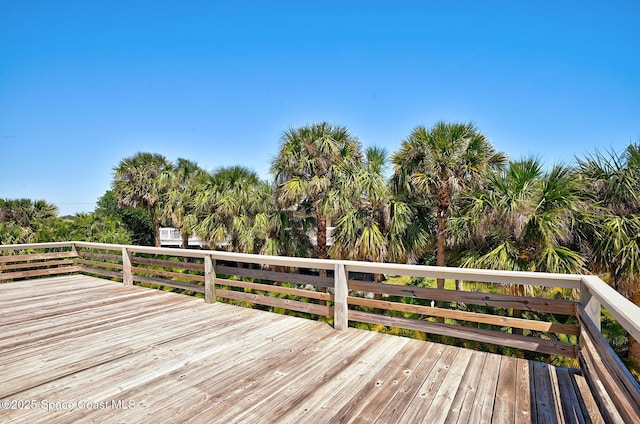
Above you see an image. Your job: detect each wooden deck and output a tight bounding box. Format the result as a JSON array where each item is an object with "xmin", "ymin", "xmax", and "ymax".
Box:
[{"xmin": 0, "ymin": 275, "xmax": 603, "ymax": 423}]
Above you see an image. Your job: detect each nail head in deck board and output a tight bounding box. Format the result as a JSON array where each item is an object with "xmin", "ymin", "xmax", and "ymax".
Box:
[
  {"xmin": 422, "ymin": 348, "xmax": 475, "ymax": 424},
  {"xmin": 441, "ymin": 350, "xmax": 487, "ymax": 424},
  {"xmin": 328, "ymin": 341, "xmax": 428, "ymax": 421},
  {"xmin": 398, "ymin": 345, "xmax": 461, "ymax": 423}
]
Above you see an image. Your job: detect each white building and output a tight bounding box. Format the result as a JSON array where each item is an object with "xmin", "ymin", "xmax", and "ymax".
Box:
[{"xmin": 159, "ymin": 227, "xmax": 208, "ymax": 248}]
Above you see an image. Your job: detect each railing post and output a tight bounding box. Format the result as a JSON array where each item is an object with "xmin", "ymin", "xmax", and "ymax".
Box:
[
  {"xmin": 334, "ymin": 263, "xmax": 348, "ymax": 331},
  {"xmin": 581, "ymin": 280, "xmax": 601, "ymax": 331},
  {"xmin": 122, "ymin": 247, "xmax": 133, "ymax": 286},
  {"xmin": 70, "ymin": 243, "xmax": 79, "ymax": 272},
  {"xmin": 205, "ymin": 255, "xmax": 216, "ymax": 303}
]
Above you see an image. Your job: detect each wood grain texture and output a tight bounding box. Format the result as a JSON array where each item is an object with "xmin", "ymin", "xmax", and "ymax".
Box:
[
  {"xmin": 0, "ymin": 265, "xmax": 81, "ymax": 281},
  {"xmin": 216, "ymin": 264, "xmax": 334, "ymax": 288},
  {"xmin": 349, "ymin": 280, "xmax": 577, "ymax": 315},
  {"xmin": 0, "ymin": 275, "xmax": 605, "ymax": 423},
  {"xmin": 216, "ymin": 277, "xmax": 332, "ymax": 301},
  {"xmin": 0, "ymin": 251, "xmax": 77, "ymax": 264},
  {"xmin": 348, "ymin": 310, "xmax": 577, "ymax": 358},
  {"xmin": 577, "ymin": 306, "xmax": 640, "ymax": 422},
  {"xmin": 348, "ymin": 296, "xmax": 579, "ymax": 336}
]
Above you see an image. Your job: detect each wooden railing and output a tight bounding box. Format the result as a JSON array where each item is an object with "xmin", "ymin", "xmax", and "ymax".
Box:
[{"xmin": 1, "ymin": 241, "xmax": 639, "ymax": 422}]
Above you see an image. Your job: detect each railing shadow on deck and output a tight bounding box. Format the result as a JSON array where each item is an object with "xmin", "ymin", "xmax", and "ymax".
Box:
[{"xmin": 1, "ymin": 241, "xmax": 639, "ymax": 422}]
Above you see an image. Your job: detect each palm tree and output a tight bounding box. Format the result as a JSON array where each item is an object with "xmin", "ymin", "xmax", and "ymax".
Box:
[
  {"xmin": 192, "ymin": 166, "xmax": 266, "ymax": 252},
  {"xmin": 0, "ymin": 198, "xmax": 59, "ymax": 243},
  {"xmin": 329, "ymin": 147, "xmax": 429, "ymax": 266},
  {"xmin": 456, "ymin": 158, "xmax": 587, "ymax": 277},
  {"xmin": 577, "ymin": 143, "xmax": 640, "ymax": 364},
  {"xmin": 250, "ymin": 182, "xmax": 314, "ymax": 258},
  {"xmin": 0, "ymin": 198, "xmax": 58, "ymax": 228},
  {"xmin": 163, "ymin": 158, "xmax": 206, "ymax": 249},
  {"xmin": 271, "ymin": 122, "xmax": 364, "ymax": 261},
  {"xmin": 112, "ymin": 152, "xmax": 173, "ymax": 247},
  {"xmin": 0, "ymin": 221, "xmax": 32, "ymax": 245},
  {"xmin": 452, "ymin": 158, "xmax": 586, "ymax": 337},
  {"xmin": 392, "ymin": 121, "xmax": 506, "ymax": 294}
]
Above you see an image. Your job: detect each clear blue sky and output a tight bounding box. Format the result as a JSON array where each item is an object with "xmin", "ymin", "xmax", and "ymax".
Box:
[{"xmin": 1, "ymin": 1, "xmax": 638, "ymax": 216}]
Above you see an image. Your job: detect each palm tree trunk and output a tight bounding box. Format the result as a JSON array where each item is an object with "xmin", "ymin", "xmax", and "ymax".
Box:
[
  {"xmin": 435, "ymin": 188, "xmax": 449, "ymax": 323},
  {"xmin": 512, "ymin": 284, "xmax": 524, "ymax": 336},
  {"xmin": 316, "ymin": 215, "xmax": 328, "ymax": 304},
  {"xmin": 455, "ymin": 279, "xmax": 464, "ymax": 291},
  {"xmin": 150, "ymin": 207, "xmax": 161, "ymax": 247},
  {"xmin": 317, "ymin": 215, "xmax": 328, "ymax": 260},
  {"xmin": 181, "ymin": 230, "xmax": 189, "ymax": 250},
  {"xmin": 181, "ymin": 230, "xmax": 190, "ymax": 263}
]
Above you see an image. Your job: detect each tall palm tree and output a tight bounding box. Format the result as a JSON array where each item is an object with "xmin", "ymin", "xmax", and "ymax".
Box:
[
  {"xmin": 113, "ymin": 152, "xmax": 173, "ymax": 247},
  {"xmin": 163, "ymin": 158, "xmax": 206, "ymax": 249},
  {"xmin": 271, "ymin": 122, "xmax": 364, "ymax": 261},
  {"xmin": 577, "ymin": 143, "xmax": 640, "ymax": 364},
  {"xmin": 329, "ymin": 147, "xmax": 429, "ymax": 266},
  {"xmin": 392, "ymin": 121, "xmax": 506, "ymax": 293}
]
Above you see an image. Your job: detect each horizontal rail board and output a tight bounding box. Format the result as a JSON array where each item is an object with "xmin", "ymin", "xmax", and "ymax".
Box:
[
  {"xmin": 0, "ymin": 242, "xmax": 75, "ymax": 251},
  {"xmin": 216, "ymin": 277, "xmax": 333, "ymax": 301},
  {"xmin": 0, "ymin": 251, "xmax": 78, "ymax": 264},
  {"xmin": 132, "ymin": 274, "xmax": 205, "ymax": 293},
  {"xmin": 216, "ymin": 265, "xmax": 334, "ymax": 288},
  {"xmin": 131, "ymin": 256, "xmax": 204, "ymax": 272},
  {"xmin": 77, "ymin": 251, "xmax": 122, "ymax": 262},
  {"xmin": 348, "ymin": 310, "xmax": 577, "ymax": 358},
  {"xmin": 0, "ymin": 266, "xmax": 81, "ymax": 281},
  {"xmin": 0, "ymin": 259, "xmax": 75, "ymax": 271},
  {"xmin": 132, "ymin": 266, "xmax": 204, "ymax": 282},
  {"xmin": 88, "ymin": 242, "xmax": 336, "ymax": 269},
  {"xmin": 216, "ymin": 288, "xmax": 332, "ymax": 316},
  {"xmin": 578, "ymin": 347, "xmax": 624, "ymax": 423},
  {"xmin": 344, "ymin": 262, "xmax": 582, "ymax": 289},
  {"xmin": 348, "ymin": 296, "xmax": 579, "ymax": 336},
  {"xmin": 76, "ymin": 259, "xmax": 123, "ymax": 271},
  {"xmin": 349, "ymin": 281, "xmax": 576, "ymax": 315},
  {"xmin": 79, "ymin": 266, "xmax": 124, "ymax": 280}
]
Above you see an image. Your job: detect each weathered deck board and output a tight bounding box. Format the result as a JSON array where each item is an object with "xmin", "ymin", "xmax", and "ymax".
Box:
[{"xmin": 0, "ymin": 275, "xmax": 603, "ymax": 423}]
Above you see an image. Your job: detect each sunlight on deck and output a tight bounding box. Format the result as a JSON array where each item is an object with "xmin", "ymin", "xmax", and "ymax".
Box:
[{"xmin": 0, "ymin": 275, "xmax": 604, "ymax": 423}]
